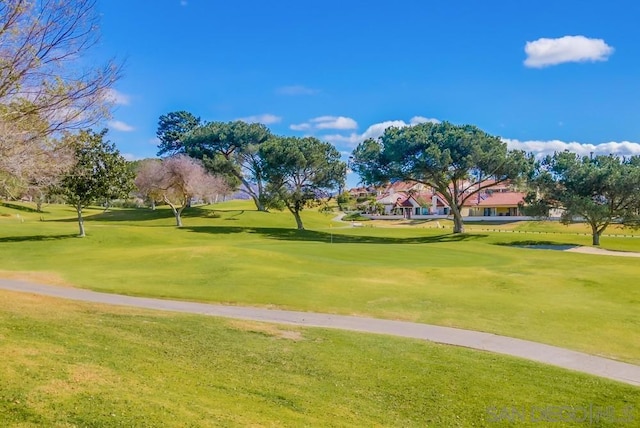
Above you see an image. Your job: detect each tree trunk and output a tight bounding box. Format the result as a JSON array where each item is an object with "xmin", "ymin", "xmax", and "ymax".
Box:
[
  {"xmin": 175, "ymin": 206, "xmax": 184, "ymax": 227},
  {"xmin": 235, "ymin": 172, "xmax": 266, "ymax": 211},
  {"xmin": 251, "ymin": 194, "xmax": 266, "ymax": 212},
  {"xmin": 76, "ymin": 204, "xmax": 85, "ymax": 237},
  {"xmin": 150, "ymin": 200, "xmax": 156, "ymax": 210},
  {"xmin": 450, "ymin": 205, "xmax": 465, "ymax": 234},
  {"xmin": 167, "ymin": 205, "xmax": 182, "ymax": 227},
  {"xmin": 591, "ymin": 223, "xmax": 601, "ymax": 246},
  {"xmin": 292, "ymin": 210, "xmax": 304, "ymax": 230},
  {"xmin": 163, "ymin": 196, "xmax": 184, "ymax": 227}
]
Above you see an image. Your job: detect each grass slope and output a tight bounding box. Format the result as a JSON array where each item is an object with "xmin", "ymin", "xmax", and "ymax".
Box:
[
  {"xmin": 1, "ymin": 201, "xmax": 639, "ymax": 363},
  {"xmin": 1, "ymin": 291, "xmax": 638, "ymax": 427}
]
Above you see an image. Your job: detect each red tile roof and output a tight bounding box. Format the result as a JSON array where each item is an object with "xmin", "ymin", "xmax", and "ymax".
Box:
[{"xmin": 472, "ymin": 192, "xmax": 525, "ymax": 207}]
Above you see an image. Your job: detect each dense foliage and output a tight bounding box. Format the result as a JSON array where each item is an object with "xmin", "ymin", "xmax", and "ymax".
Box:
[
  {"xmin": 351, "ymin": 122, "xmax": 532, "ymax": 233},
  {"xmin": 57, "ymin": 129, "xmax": 133, "ymax": 236},
  {"xmin": 260, "ymin": 136, "xmax": 346, "ymax": 229},
  {"xmin": 525, "ymin": 152, "xmax": 640, "ymax": 245}
]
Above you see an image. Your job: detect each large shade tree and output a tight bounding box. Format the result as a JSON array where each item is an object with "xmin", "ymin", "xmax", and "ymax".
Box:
[
  {"xmin": 182, "ymin": 121, "xmax": 271, "ymax": 211},
  {"xmin": 156, "ymin": 111, "xmax": 202, "ymax": 156},
  {"xmin": 525, "ymin": 151, "xmax": 640, "ymax": 246},
  {"xmin": 0, "ymin": 0, "xmax": 121, "ymax": 201},
  {"xmin": 260, "ymin": 136, "xmax": 346, "ymax": 230},
  {"xmin": 351, "ymin": 122, "xmax": 532, "ymax": 233},
  {"xmin": 58, "ymin": 129, "xmax": 133, "ymax": 237}
]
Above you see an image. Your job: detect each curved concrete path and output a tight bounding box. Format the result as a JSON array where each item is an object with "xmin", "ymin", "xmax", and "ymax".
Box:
[{"xmin": 1, "ymin": 279, "xmax": 639, "ymax": 387}]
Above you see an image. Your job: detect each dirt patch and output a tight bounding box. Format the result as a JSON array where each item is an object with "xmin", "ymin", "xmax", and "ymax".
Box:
[
  {"xmin": 226, "ymin": 319, "xmax": 304, "ymax": 341},
  {"xmin": 35, "ymin": 364, "xmax": 116, "ymax": 397},
  {"xmin": 0, "ymin": 270, "xmax": 73, "ymax": 287}
]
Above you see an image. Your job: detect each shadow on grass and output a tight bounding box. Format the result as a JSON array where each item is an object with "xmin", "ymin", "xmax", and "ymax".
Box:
[
  {"xmin": 50, "ymin": 207, "xmax": 176, "ymax": 223},
  {"xmin": 183, "ymin": 225, "xmax": 487, "ymax": 244},
  {"xmin": 0, "ymin": 202, "xmax": 45, "ymax": 213},
  {"xmin": 0, "ymin": 234, "xmax": 77, "ymax": 243},
  {"xmin": 58, "ymin": 206, "xmax": 247, "ymax": 223},
  {"xmin": 465, "ymin": 220, "xmax": 525, "ymax": 225},
  {"xmin": 495, "ymin": 240, "xmax": 580, "ymax": 250}
]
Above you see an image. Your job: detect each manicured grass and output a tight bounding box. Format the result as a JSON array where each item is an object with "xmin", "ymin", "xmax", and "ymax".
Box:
[
  {"xmin": 1, "ymin": 201, "xmax": 640, "ymax": 364},
  {"xmin": 1, "ymin": 291, "xmax": 638, "ymax": 427}
]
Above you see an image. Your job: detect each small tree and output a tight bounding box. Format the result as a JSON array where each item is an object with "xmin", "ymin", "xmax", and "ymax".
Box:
[
  {"xmin": 526, "ymin": 151, "xmax": 640, "ymax": 245},
  {"xmin": 58, "ymin": 129, "xmax": 134, "ymax": 237},
  {"xmin": 137, "ymin": 155, "xmax": 224, "ymax": 227},
  {"xmin": 134, "ymin": 159, "xmax": 164, "ymax": 209},
  {"xmin": 260, "ymin": 136, "xmax": 346, "ymax": 230}
]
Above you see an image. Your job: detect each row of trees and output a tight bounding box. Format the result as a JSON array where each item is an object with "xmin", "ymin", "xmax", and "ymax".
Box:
[
  {"xmin": 350, "ymin": 121, "xmax": 640, "ymax": 245},
  {"xmin": 0, "ymin": 0, "xmax": 635, "ymax": 242},
  {"xmin": 0, "ymin": 1, "xmax": 345, "ymax": 234},
  {"xmin": 155, "ymin": 112, "xmax": 346, "ymax": 229}
]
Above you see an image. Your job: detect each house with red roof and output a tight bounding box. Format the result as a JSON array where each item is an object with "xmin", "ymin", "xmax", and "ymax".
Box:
[
  {"xmin": 353, "ymin": 180, "xmax": 528, "ymax": 219},
  {"xmin": 464, "ymin": 191, "xmax": 526, "ymax": 217}
]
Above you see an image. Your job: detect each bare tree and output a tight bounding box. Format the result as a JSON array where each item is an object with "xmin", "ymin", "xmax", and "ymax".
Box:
[
  {"xmin": 23, "ymin": 140, "xmax": 74, "ymax": 211},
  {"xmin": 0, "ymin": 0, "xmax": 121, "ymax": 192},
  {"xmin": 0, "ymin": 113, "xmax": 73, "ymax": 202},
  {"xmin": 134, "ymin": 155, "xmax": 225, "ymax": 227},
  {"xmin": 201, "ymin": 174, "xmax": 232, "ymax": 204},
  {"xmin": 0, "ymin": 0, "xmax": 121, "ymax": 132},
  {"xmin": 134, "ymin": 159, "xmax": 164, "ymax": 210}
]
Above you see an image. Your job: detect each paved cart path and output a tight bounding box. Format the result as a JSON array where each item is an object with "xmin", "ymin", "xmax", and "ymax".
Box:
[{"xmin": 1, "ymin": 279, "xmax": 639, "ymax": 387}]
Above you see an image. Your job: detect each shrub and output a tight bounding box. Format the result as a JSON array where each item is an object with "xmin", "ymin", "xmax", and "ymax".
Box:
[{"xmin": 343, "ymin": 212, "xmax": 370, "ymax": 221}]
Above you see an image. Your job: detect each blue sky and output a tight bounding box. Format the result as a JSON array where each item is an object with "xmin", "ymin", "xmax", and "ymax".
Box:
[{"xmin": 95, "ymin": 0, "xmax": 640, "ymax": 186}]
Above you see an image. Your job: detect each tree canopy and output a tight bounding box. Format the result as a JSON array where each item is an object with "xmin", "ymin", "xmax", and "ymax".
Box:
[
  {"xmin": 525, "ymin": 151, "xmax": 640, "ymax": 245},
  {"xmin": 351, "ymin": 121, "xmax": 531, "ymax": 233},
  {"xmin": 134, "ymin": 155, "xmax": 227, "ymax": 227},
  {"xmin": 0, "ymin": 0, "xmax": 121, "ymax": 130},
  {"xmin": 260, "ymin": 136, "xmax": 345, "ymax": 230},
  {"xmin": 58, "ymin": 129, "xmax": 133, "ymax": 237},
  {"xmin": 0, "ymin": 0, "xmax": 121, "ymax": 200},
  {"xmin": 183, "ymin": 120, "xmax": 271, "ymax": 211},
  {"xmin": 156, "ymin": 111, "xmax": 202, "ymax": 156}
]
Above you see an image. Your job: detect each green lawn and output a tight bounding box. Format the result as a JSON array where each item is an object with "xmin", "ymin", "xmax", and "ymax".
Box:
[
  {"xmin": 1, "ymin": 201, "xmax": 640, "ymax": 364},
  {"xmin": 1, "ymin": 291, "xmax": 638, "ymax": 427}
]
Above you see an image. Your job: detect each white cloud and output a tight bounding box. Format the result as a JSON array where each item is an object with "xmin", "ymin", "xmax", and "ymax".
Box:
[
  {"xmin": 524, "ymin": 35, "xmax": 614, "ymax": 68},
  {"xmin": 108, "ymin": 120, "xmax": 135, "ymax": 132},
  {"xmin": 277, "ymin": 85, "xmax": 319, "ymax": 96},
  {"xmin": 409, "ymin": 116, "xmax": 440, "ymax": 125},
  {"xmin": 322, "ymin": 117, "xmax": 441, "ymax": 148},
  {"xmin": 122, "ymin": 153, "xmax": 140, "ymax": 161},
  {"xmin": 289, "ymin": 123, "xmax": 311, "ymax": 131},
  {"xmin": 312, "ymin": 116, "xmax": 358, "ymax": 130},
  {"xmin": 290, "ymin": 115, "xmax": 358, "ymax": 132},
  {"xmin": 148, "ymin": 137, "xmax": 160, "ymax": 145},
  {"xmin": 503, "ymin": 138, "xmax": 640, "ymax": 157},
  {"xmin": 103, "ymin": 88, "xmax": 130, "ymax": 105},
  {"xmin": 237, "ymin": 113, "xmax": 282, "ymax": 125},
  {"xmin": 323, "ymin": 133, "xmax": 361, "ymax": 145}
]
